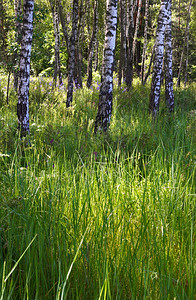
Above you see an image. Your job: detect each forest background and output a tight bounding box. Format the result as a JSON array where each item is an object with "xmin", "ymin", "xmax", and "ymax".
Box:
[{"xmin": 0, "ymin": 0, "xmax": 196, "ymax": 299}]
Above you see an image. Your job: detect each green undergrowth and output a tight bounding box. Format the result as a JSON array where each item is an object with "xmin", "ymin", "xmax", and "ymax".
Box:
[{"xmin": 0, "ymin": 76, "xmax": 196, "ymax": 299}]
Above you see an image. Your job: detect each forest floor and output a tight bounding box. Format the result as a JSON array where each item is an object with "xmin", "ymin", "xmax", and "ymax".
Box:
[{"xmin": 0, "ymin": 75, "xmax": 196, "ymax": 299}]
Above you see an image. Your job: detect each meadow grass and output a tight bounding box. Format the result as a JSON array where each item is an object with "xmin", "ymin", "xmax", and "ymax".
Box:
[{"xmin": 0, "ymin": 75, "xmax": 196, "ymax": 299}]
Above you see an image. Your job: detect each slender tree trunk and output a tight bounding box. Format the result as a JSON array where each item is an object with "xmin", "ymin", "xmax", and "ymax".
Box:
[
  {"xmin": 17, "ymin": 0, "xmax": 34, "ymax": 135},
  {"xmin": 58, "ymin": 1, "xmax": 70, "ymax": 57},
  {"xmin": 149, "ymin": 0, "xmax": 169, "ymax": 117},
  {"xmin": 126, "ymin": 0, "xmax": 134, "ymax": 88},
  {"xmin": 143, "ymin": 44, "xmax": 155, "ymax": 86},
  {"xmin": 59, "ymin": 0, "xmax": 79, "ymax": 106},
  {"xmin": 118, "ymin": 0, "xmax": 127, "ymax": 86},
  {"xmin": 94, "ymin": 0, "xmax": 118, "ymax": 133},
  {"xmin": 49, "ymin": 0, "xmax": 62, "ymax": 87},
  {"xmin": 136, "ymin": 39, "xmax": 141, "ymax": 76},
  {"xmin": 85, "ymin": 0, "xmax": 91, "ymax": 36},
  {"xmin": 132, "ymin": 0, "xmax": 142, "ymax": 64},
  {"xmin": 165, "ymin": 0, "xmax": 174, "ymax": 112},
  {"xmin": 94, "ymin": 39, "xmax": 99, "ymax": 71},
  {"xmin": 177, "ymin": 0, "xmax": 181, "ymax": 85},
  {"xmin": 14, "ymin": 0, "xmax": 22, "ymax": 91},
  {"xmin": 176, "ymin": 0, "xmax": 192, "ymax": 87},
  {"xmin": 87, "ymin": 0, "xmax": 98, "ymax": 88},
  {"xmin": 67, "ymin": 0, "xmax": 79, "ymax": 107},
  {"xmin": 74, "ymin": 43, "xmax": 83, "ymax": 89},
  {"xmin": 184, "ymin": 28, "xmax": 189, "ymax": 87},
  {"xmin": 141, "ymin": 0, "xmax": 149, "ymax": 84},
  {"xmin": 74, "ymin": 0, "xmax": 84, "ymax": 89},
  {"xmin": 6, "ymin": 70, "xmax": 11, "ymax": 104}
]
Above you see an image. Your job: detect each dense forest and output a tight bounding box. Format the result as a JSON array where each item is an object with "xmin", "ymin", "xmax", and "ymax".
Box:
[{"xmin": 0, "ymin": 0, "xmax": 196, "ymax": 299}]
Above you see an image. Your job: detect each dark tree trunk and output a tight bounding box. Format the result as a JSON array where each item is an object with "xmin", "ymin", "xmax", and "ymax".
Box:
[
  {"xmin": 87, "ymin": 0, "xmax": 98, "ymax": 88},
  {"xmin": 165, "ymin": 0, "xmax": 174, "ymax": 112},
  {"xmin": 6, "ymin": 70, "xmax": 11, "ymax": 104},
  {"xmin": 132, "ymin": 0, "xmax": 142, "ymax": 64},
  {"xmin": 126, "ymin": 0, "xmax": 134, "ymax": 88},
  {"xmin": 66, "ymin": 0, "xmax": 79, "ymax": 107},
  {"xmin": 94, "ymin": 0, "xmax": 118, "ymax": 133},
  {"xmin": 17, "ymin": 0, "xmax": 34, "ymax": 135},
  {"xmin": 14, "ymin": 0, "xmax": 22, "ymax": 91},
  {"xmin": 136, "ymin": 39, "xmax": 141, "ymax": 76},
  {"xmin": 74, "ymin": 0, "xmax": 84, "ymax": 89},
  {"xmin": 59, "ymin": 0, "xmax": 79, "ymax": 107},
  {"xmin": 118, "ymin": 0, "xmax": 127, "ymax": 86},
  {"xmin": 184, "ymin": 28, "xmax": 189, "ymax": 87},
  {"xmin": 141, "ymin": 0, "xmax": 149, "ymax": 84},
  {"xmin": 58, "ymin": 1, "xmax": 70, "ymax": 57},
  {"xmin": 143, "ymin": 44, "xmax": 155, "ymax": 86},
  {"xmin": 49, "ymin": 0, "xmax": 62, "ymax": 87},
  {"xmin": 176, "ymin": 0, "xmax": 192, "ymax": 87},
  {"xmin": 94, "ymin": 39, "xmax": 99, "ymax": 71}
]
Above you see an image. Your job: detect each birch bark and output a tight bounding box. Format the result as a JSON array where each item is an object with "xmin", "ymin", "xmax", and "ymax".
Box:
[
  {"xmin": 149, "ymin": 0, "xmax": 169, "ymax": 116},
  {"xmin": 17, "ymin": 0, "xmax": 34, "ymax": 135},
  {"xmin": 94, "ymin": 0, "xmax": 118, "ymax": 133}
]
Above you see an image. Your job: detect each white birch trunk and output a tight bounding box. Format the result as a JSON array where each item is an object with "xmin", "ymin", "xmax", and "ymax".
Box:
[
  {"xmin": 165, "ymin": 0, "xmax": 174, "ymax": 112},
  {"xmin": 94, "ymin": 0, "xmax": 118, "ymax": 133},
  {"xmin": 17, "ymin": 0, "xmax": 34, "ymax": 135},
  {"xmin": 149, "ymin": 0, "xmax": 169, "ymax": 116}
]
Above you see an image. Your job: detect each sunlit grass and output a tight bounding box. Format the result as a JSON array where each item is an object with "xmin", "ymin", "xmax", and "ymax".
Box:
[{"xmin": 0, "ymin": 76, "xmax": 196, "ymax": 299}]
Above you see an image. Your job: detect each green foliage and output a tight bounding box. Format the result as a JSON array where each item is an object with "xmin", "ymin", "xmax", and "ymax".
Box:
[{"xmin": 0, "ymin": 78, "xmax": 196, "ymax": 299}]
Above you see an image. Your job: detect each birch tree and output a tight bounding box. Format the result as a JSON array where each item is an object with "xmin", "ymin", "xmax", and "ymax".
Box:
[
  {"xmin": 149, "ymin": 0, "xmax": 170, "ymax": 116},
  {"xmin": 59, "ymin": 0, "xmax": 79, "ymax": 107},
  {"xmin": 94, "ymin": 0, "xmax": 118, "ymax": 133},
  {"xmin": 48, "ymin": 0, "xmax": 62, "ymax": 87},
  {"xmin": 17, "ymin": 0, "xmax": 34, "ymax": 135}
]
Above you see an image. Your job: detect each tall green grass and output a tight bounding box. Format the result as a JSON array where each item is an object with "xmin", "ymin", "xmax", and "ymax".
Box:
[{"xmin": 0, "ymin": 76, "xmax": 196, "ymax": 299}]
